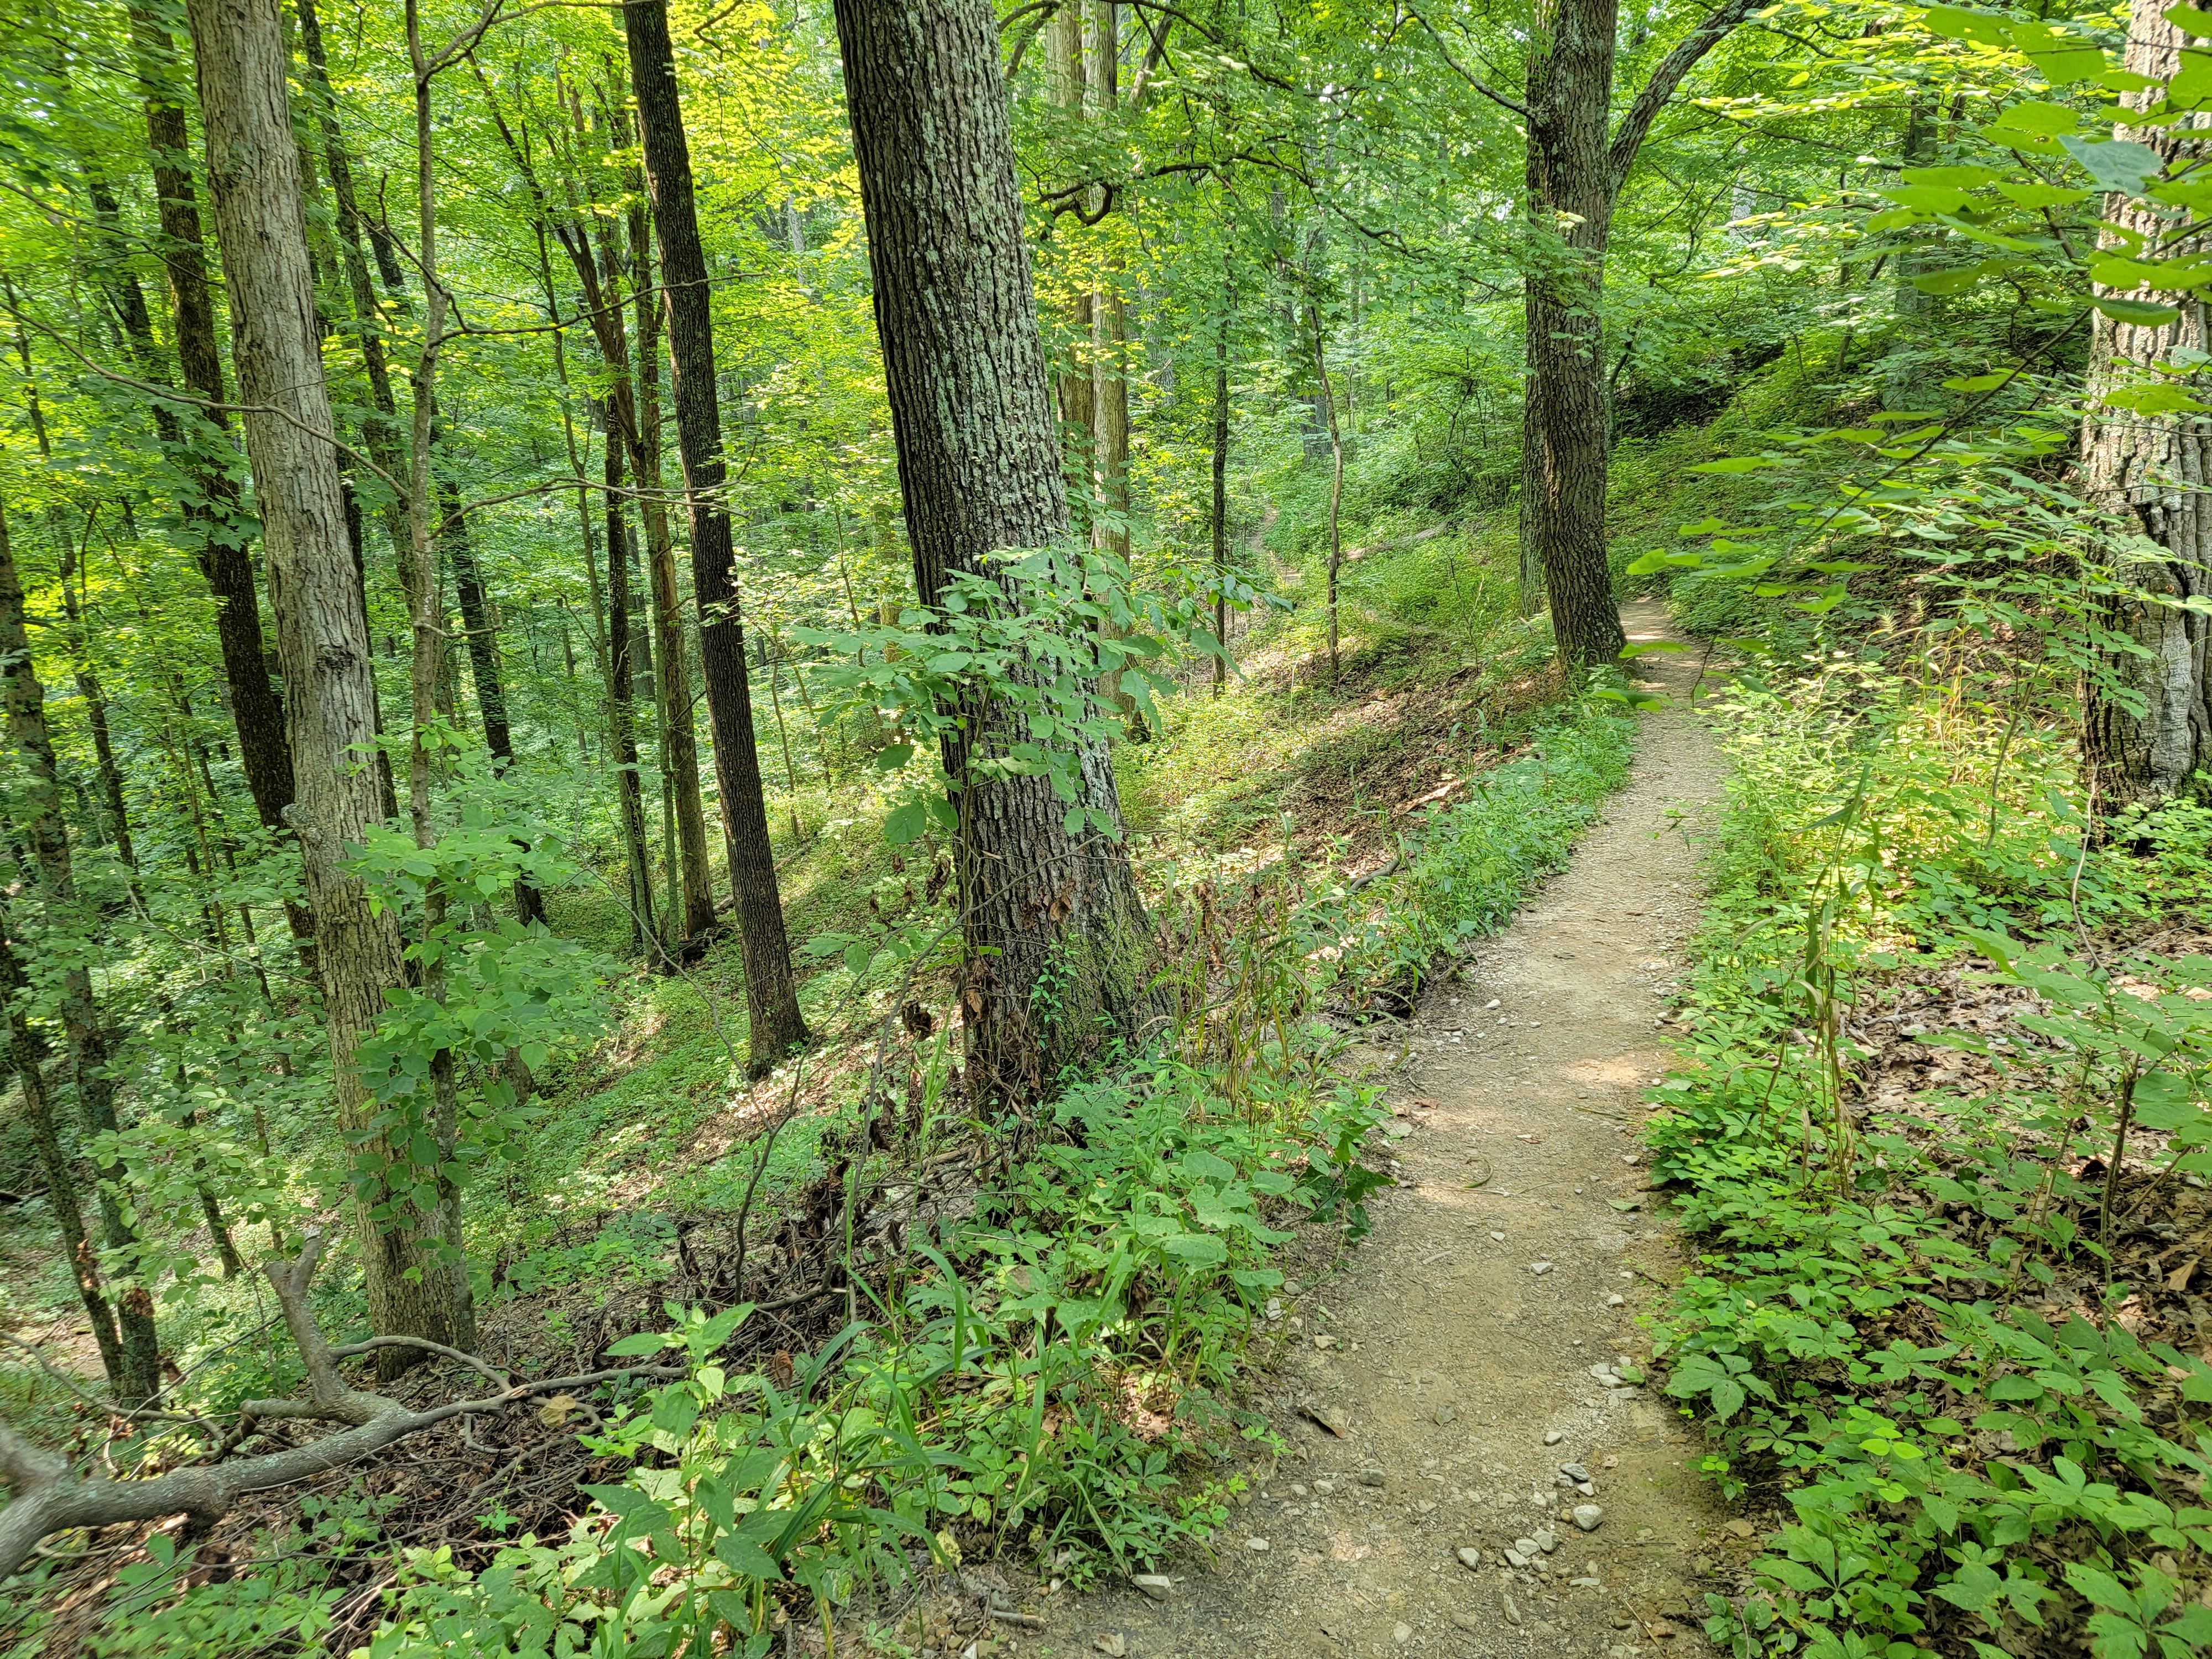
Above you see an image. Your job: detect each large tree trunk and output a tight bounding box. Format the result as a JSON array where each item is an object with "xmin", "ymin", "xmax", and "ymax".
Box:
[
  {"xmin": 625, "ymin": 0, "xmax": 810, "ymax": 1070},
  {"xmin": 129, "ymin": 4, "xmax": 300, "ymax": 842},
  {"xmin": 2084, "ymin": 0, "xmax": 2212, "ymax": 806},
  {"xmin": 185, "ymin": 0, "xmax": 465, "ymax": 1366},
  {"xmin": 0, "ymin": 505, "xmax": 163, "ymax": 1407},
  {"xmin": 1513, "ymin": 0, "xmax": 1753, "ymax": 666},
  {"xmin": 835, "ymin": 0, "xmax": 1160, "ymax": 1103},
  {"xmin": 1519, "ymin": 0, "xmax": 1625, "ymax": 670}
]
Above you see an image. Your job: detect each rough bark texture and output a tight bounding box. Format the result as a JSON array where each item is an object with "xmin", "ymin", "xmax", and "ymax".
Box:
[
  {"xmin": 0, "ymin": 506, "xmax": 161, "ymax": 1406},
  {"xmin": 185, "ymin": 0, "xmax": 462, "ymax": 1357},
  {"xmin": 1519, "ymin": 0, "xmax": 1624, "ymax": 669},
  {"xmin": 1515, "ymin": 0, "xmax": 1754, "ymax": 667},
  {"xmin": 836, "ymin": 0, "xmax": 1160, "ymax": 1102},
  {"xmin": 2084, "ymin": 0, "xmax": 2212, "ymax": 806},
  {"xmin": 129, "ymin": 3, "xmax": 297, "ymax": 836},
  {"xmin": 626, "ymin": 0, "xmax": 810, "ymax": 1069}
]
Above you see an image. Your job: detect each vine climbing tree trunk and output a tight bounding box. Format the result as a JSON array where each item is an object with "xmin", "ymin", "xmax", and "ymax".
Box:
[
  {"xmin": 2084, "ymin": 0, "xmax": 2212, "ymax": 807},
  {"xmin": 836, "ymin": 0, "xmax": 1161, "ymax": 1103},
  {"xmin": 626, "ymin": 0, "xmax": 810, "ymax": 1069}
]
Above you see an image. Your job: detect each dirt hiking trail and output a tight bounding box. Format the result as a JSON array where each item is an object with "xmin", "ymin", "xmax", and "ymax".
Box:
[{"xmin": 1066, "ymin": 601, "xmax": 1732, "ymax": 1659}]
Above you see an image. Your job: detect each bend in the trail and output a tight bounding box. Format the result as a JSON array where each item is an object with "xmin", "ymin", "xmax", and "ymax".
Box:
[{"xmin": 1066, "ymin": 599, "xmax": 1729, "ymax": 1659}]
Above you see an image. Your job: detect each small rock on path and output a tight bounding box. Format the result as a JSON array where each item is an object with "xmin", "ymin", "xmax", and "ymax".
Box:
[{"xmin": 1061, "ymin": 602, "xmax": 1731, "ymax": 1657}]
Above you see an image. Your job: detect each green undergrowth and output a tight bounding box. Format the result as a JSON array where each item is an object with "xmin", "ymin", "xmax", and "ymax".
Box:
[
  {"xmin": 13, "ymin": 688, "xmax": 1641, "ymax": 1658},
  {"xmin": 343, "ymin": 701, "xmax": 1637, "ymax": 1656},
  {"xmin": 1645, "ymin": 661, "xmax": 2212, "ymax": 1659}
]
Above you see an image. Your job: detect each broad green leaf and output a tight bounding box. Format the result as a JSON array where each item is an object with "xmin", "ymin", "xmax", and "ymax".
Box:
[
  {"xmin": 2057, "ymin": 135, "xmax": 2164, "ymax": 195},
  {"xmin": 1903, "ymin": 164, "xmax": 2000, "ymax": 185},
  {"xmin": 1687, "ymin": 456, "xmax": 1786, "ymax": 474},
  {"xmin": 1922, "ymin": 4, "xmax": 2010, "ymax": 44},
  {"xmin": 1992, "ymin": 181, "xmax": 2091, "ymax": 207},
  {"xmin": 1882, "ymin": 184, "xmax": 1971, "ymax": 213},
  {"xmin": 884, "ymin": 800, "xmax": 928, "ymax": 844},
  {"xmin": 1912, "ymin": 265, "xmax": 1988, "ymax": 296},
  {"xmin": 2021, "ymin": 45, "xmax": 2107, "ymax": 84},
  {"xmin": 1986, "ymin": 100, "xmax": 2083, "ymax": 138},
  {"xmin": 2096, "ymin": 297, "xmax": 2184, "ymax": 325},
  {"xmin": 2103, "ymin": 383, "xmax": 2210, "ymax": 414}
]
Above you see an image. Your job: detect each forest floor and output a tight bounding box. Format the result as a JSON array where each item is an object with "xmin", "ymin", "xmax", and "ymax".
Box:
[{"xmin": 1055, "ymin": 602, "xmax": 1731, "ymax": 1659}]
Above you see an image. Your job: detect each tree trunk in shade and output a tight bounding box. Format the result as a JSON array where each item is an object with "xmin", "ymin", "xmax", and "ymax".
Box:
[
  {"xmin": 184, "ymin": 0, "xmax": 468, "ymax": 1361},
  {"xmin": 0, "ymin": 504, "xmax": 162, "ymax": 1407},
  {"xmin": 834, "ymin": 0, "xmax": 1162, "ymax": 1103},
  {"xmin": 2084, "ymin": 0, "xmax": 2212, "ymax": 806},
  {"xmin": 625, "ymin": 0, "xmax": 810, "ymax": 1071},
  {"xmin": 129, "ymin": 3, "xmax": 298, "ymax": 838},
  {"xmin": 434, "ymin": 452, "xmax": 512, "ymax": 764},
  {"xmin": 1518, "ymin": 0, "xmax": 1624, "ymax": 667},
  {"xmin": 1516, "ymin": 0, "xmax": 1753, "ymax": 667},
  {"xmin": 623, "ymin": 206, "xmax": 718, "ymax": 940},
  {"xmin": 1048, "ymin": 8, "xmax": 1094, "ymax": 512},
  {"xmin": 0, "ymin": 912, "xmax": 128, "ymax": 1399},
  {"xmin": 603, "ymin": 416, "xmax": 658, "ymax": 950},
  {"xmin": 1211, "ymin": 276, "xmax": 1232, "ymax": 697}
]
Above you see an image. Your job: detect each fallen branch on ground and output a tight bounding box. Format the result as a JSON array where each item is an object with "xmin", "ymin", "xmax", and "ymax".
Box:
[{"xmin": 0, "ymin": 1229, "xmax": 680, "ymax": 1581}]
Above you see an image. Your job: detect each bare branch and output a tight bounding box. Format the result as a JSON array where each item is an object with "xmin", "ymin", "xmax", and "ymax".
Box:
[
  {"xmin": 0, "ymin": 1232, "xmax": 682, "ymax": 1582},
  {"xmin": 1609, "ymin": 0, "xmax": 1761, "ymax": 190},
  {"xmin": 1406, "ymin": 8, "xmax": 1528, "ymax": 121}
]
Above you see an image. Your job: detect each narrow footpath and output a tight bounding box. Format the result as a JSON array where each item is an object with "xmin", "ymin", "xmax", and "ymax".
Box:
[{"xmin": 1070, "ymin": 600, "xmax": 1731, "ymax": 1659}]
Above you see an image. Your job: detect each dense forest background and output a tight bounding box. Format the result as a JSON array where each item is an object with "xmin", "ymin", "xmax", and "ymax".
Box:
[{"xmin": 6, "ymin": 0, "xmax": 2212, "ymax": 1654}]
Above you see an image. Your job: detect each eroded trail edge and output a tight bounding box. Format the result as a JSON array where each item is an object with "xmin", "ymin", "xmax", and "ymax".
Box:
[{"xmin": 1071, "ymin": 601, "xmax": 1729, "ymax": 1659}]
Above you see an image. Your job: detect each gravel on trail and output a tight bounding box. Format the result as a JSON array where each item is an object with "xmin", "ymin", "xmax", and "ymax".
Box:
[{"xmin": 1061, "ymin": 601, "xmax": 1737, "ymax": 1659}]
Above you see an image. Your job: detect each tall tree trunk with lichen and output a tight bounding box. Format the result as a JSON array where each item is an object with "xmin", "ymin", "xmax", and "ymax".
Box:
[{"xmin": 836, "ymin": 0, "xmax": 1161, "ymax": 1103}]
